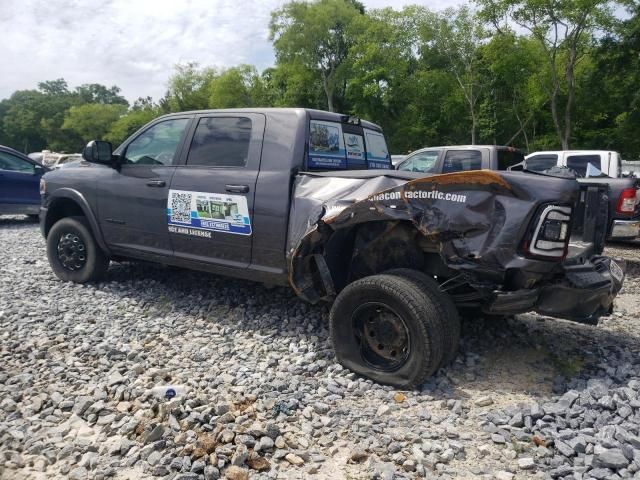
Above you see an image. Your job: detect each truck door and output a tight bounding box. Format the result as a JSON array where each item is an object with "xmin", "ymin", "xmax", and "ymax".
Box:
[
  {"xmin": 97, "ymin": 116, "xmax": 192, "ymax": 256},
  {"xmin": 168, "ymin": 113, "xmax": 265, "ymax": 269}
]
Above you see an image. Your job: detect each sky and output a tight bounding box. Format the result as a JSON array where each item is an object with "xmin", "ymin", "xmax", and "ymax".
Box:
[{"xmin": 0, "ymin": 0, "xmax": 465, "ymax": 103}]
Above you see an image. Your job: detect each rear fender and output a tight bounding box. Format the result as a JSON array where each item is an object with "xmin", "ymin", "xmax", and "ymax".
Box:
[{"xmin": 289, "ymin": 170, "xmax": 581, "ymax": 302}]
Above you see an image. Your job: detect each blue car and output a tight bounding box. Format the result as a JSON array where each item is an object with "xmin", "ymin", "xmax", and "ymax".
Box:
[{"xmin": 0, "ymin": 145, "xmax": 49, "ymax": 217}]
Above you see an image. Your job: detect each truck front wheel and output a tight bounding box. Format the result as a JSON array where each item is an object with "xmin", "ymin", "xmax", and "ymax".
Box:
[
  {"xmin": 46, "ymin": 216, "xmax": 109, "ymax": 283},
  {"xmin": 329, "ymin": 274, "xmax": 444, "ymax": 389}
]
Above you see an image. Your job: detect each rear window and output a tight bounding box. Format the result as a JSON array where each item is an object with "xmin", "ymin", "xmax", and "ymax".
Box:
[
  {"xmin": 307, "ymin": 120, "xmax": 391, "ymax": 170},
  {"xmin": 442, "ymin": 150, "xmax": 482, "ymax": 173},
  {"xmin": 566, "ymin": 154, "xmax": 603, "ymax": 178},
  {"xmin": 498, "ymin": 148, "xmax": 525, "ymax": 170},
  {"xmin": 526, "ymin": 154, "xmax": 558, "ymax": 172}
]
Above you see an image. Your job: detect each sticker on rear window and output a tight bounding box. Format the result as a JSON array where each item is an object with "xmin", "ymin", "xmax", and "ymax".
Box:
[
  {"xmin": 308, "ymin": 120, "xmax": 347, "ymax": 169},
  {"xmin": 167, "ymin": 189, "xmax": 251, "ymax": 236},
  {"xmin": 364, "ymin": 129, "xmax": 391, "ymax": 169},
  {"xmin": 344, "ymin": 133, "xmax": 365, "ymax": 161}
]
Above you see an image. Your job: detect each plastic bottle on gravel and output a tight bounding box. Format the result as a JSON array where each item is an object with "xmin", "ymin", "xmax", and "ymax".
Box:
[{"xmin": 151, "ymin": 385, "xmax": 187, "ymax": 400}]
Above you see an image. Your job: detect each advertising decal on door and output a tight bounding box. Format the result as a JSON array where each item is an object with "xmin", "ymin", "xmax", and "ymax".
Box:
[{"xmin": 167, "ymin": 189, "xmax": 252, "ymax": 237}]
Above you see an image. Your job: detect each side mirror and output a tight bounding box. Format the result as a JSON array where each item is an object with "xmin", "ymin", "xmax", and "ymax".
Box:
[
  {"xmin": 82, "ymin": 140, "xmax": 113, "ymax": 165},
  {"xmin": 34, "ymin": 164, "xmax": 46, "ymax": 175}
]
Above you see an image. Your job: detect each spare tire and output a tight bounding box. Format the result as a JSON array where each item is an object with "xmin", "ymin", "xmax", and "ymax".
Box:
[{"xmin": 329, "ymin": 274, "xmax": 444, "ymax": 389}]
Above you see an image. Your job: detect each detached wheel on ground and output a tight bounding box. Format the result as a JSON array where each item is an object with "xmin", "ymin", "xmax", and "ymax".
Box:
[
  {"xmin": 329, "ymin": 274, "xmax": 444, "ymax": 389},
  {"xmin": 386, "ymin": 268, "xmax": 461, "ymax": 367},
  {"xmin": 46, "ymin": 216, "xmax": 109, "ymax": 283}
]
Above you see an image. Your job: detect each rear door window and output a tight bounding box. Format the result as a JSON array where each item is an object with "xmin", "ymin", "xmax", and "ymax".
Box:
[
  {"xmin": 442, "ymin": 150, "xmax": 482, "ymax": 173},
  {"xmin": 498, "ymin": 148, "xmax": 525, "ymax": 170},
  {"xmin": 525, "ymin": 154, "xmax": 558, "ymax": 172},
  {"xmin": 566, "ymin": 155, "xmax": 603, "ymax": 178},
  {"xmin": 187, "ymin": 117, "xmax": 252, "ymax": 167}
]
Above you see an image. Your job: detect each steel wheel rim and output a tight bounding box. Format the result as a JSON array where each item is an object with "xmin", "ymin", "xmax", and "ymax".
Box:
[
  {"xmin": 352, "ymin": 302, "xmax": 411, "ymax": 371},
  {"xmin": 57, "ymin": 232, "xmax": 87, "ymax": 271}
]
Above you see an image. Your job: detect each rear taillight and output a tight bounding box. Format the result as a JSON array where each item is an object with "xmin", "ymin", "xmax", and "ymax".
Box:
[
  {"xmin": 523, "ymin": 205, "xmax": 572, "ymax": 261},
  {"xmin": 616, "ymin": 188, "xmax": 637, "ymax": 213}
]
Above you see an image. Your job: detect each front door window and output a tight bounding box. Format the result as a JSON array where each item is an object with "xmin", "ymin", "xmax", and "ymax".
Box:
[{"xmin": 124, "ymin": 119, "xmax": 190, "ymax": 166}]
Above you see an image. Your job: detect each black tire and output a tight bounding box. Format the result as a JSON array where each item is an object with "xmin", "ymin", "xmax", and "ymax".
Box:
[
  {"xmin": 47, "ymin": 216, "xmax": 109, "ymax": 283},
  {"xmin": 386, "ymin": 268, "xmax": 461, "ymax": 367},
  {"xmin": 329, "ymin": 274, "xmax": 444, "ymax": 389}
]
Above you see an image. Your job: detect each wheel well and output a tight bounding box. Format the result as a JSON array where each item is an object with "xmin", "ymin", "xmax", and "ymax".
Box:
[
  {"xmin": 44, "ymin": 198, "xmax": 85, "ymax": 237},
  {"xmin": 323, "ymin": 221, "xmax": 453, "ymax": 293}
]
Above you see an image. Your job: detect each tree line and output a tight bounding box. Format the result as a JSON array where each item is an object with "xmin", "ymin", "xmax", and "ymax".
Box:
[{"xmin": 0, "ymin": 0, "xmax": 638, "ymax": 158}]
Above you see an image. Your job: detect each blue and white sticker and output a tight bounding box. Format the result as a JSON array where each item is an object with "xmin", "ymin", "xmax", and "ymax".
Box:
[
  {"xmin": 308, "ymin": 120, "xmax": 347, "ymax": 169},
  {"xmin": 167, "ymin": 189, "xmax": 252, "ymax": 236},
  {"xmin": 364, "ymin": 129, "xmax": 391, "ymax": 169}
]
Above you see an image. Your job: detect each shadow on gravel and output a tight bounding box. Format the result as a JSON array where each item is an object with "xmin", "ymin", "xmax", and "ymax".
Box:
[
  {"xmin": 101, "ymin": 260, "xmax": 639, "ymax": 402},
  {"xmin": 0, "ymin": 215, "xmax": 39, "ymax": 227}
]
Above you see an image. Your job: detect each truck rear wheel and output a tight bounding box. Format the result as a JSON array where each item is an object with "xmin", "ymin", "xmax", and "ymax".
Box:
[
  {"xmin": 329, "ymin": 274, "xmax": 444, "ymax": 389},
  {"xmin": 386, "ymin": 268, "xmax": 461, "ymax": 367},
  {"xmin": 47, "ymin": 216, "xmax": 109, "ymax": 283}
]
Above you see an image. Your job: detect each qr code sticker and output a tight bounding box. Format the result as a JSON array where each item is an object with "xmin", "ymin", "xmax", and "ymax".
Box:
[{"xmin": 170, "ymin": 192, "xmax": 192, "ymax": 224}]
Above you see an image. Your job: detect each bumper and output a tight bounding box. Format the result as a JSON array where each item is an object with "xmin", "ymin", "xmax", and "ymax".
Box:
[
  {"xmin": 486, "ymin": 256, "xmax": 625, "ymax": 324},
  {"xmin": 609, "ymin": 219, "xmax": 640, "ymax": 240}
]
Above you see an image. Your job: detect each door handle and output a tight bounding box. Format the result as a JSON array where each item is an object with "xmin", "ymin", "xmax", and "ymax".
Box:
[
  {"xmin": 225, "ymin": 184, "xmax": 249, "ymax": 194},
  {"xmin": 146, "ymin": 180, "xmax": 166, "ymax": 187}
]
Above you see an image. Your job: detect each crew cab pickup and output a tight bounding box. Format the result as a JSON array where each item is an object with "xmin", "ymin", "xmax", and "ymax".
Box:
[
  {"xmin": 395, "ymin": 145, "xmax": 525, "ymax": 174},
  {"xmin": 40, "ymin": 109, "xmax": 625, "ymax": 388}
]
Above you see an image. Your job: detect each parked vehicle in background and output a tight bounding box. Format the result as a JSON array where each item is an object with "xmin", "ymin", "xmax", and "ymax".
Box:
[
  {"xmin": 510, "ymin": 151, "xmax": 640, "ymax": 241},
  {"xmin": 0, "ymin": 145, "xmax": 49, "ymax": 217},
  {"xmin": 519, "ymin": 150, "xmax": 624, "ymax": 177},
  {"xmin": 622, "ymin": 159, "xmax": 640, "ymax": 176},
  {"xmin": 40, "ymin": 109, "xmax": 624, "ymax": 388},
  {"xmin": 391, "ymin": 154, "xmax": 406, "ymax": 166},
  {"xmin": 29, "ymin": 151, "xmax": 83, "ymax": 169},
  {"xmin": 395, "ymin": 145, "xmax": 525, "ymax": 173}
]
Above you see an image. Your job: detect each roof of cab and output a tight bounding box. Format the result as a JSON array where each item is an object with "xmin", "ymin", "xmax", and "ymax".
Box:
[{"xmin": 156, "ymin": 108, "xmax": 384, "ymax": 133}]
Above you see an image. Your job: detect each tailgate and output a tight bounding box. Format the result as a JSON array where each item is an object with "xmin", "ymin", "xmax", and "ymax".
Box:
[{"xmin": 569, "ymin": 183, "xmax": 608, "ymax": 255}]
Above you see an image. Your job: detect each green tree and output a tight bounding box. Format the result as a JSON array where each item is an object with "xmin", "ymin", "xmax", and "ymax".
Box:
[
  {"xmin": 62, "ymin": 103, "xmax": 127, "ymax": 147},
  {"xmin": 165, "ymin": 63, "xmax": 215, "ymax": 111},
  {"xmin": 209, "ymin": 65, "xmax": 260, "ymax": 108},
  {"xmin": 105, "ymin": 100, "xmax": 161, "ymax": 146},
  {"xmin": 477, "ymin": 0, "xmax": 620, "ymax": 149},
  {"xmin": 270, "ymin": 0, "xmax": 364, "ymax": 112},
  {"xmin": 423, "ymin": 6, "xmax": 489, "ymax": 144},
  {"xmin": 481, "ymin": 33, "xmax": 546, "ymax": 149},
  {"xmin": 74, "ymin": 84, "xmax": 129, "ymax": 105}
]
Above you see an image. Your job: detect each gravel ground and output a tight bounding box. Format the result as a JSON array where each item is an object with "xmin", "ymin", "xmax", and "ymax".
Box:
[{"xmin": 1, "ymin": 216, "xmax": 639, "ymax": 480}]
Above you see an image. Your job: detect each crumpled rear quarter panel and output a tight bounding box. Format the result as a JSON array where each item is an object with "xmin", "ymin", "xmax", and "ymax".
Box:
[{"xmin": 287, "ymin": 170, "xmax": 581, "ymax": 300}]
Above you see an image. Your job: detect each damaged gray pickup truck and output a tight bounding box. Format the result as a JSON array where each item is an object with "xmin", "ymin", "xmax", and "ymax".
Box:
[{"xmin": 39, "ymin": 108, "xmax": 625, "ymax": 388}]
